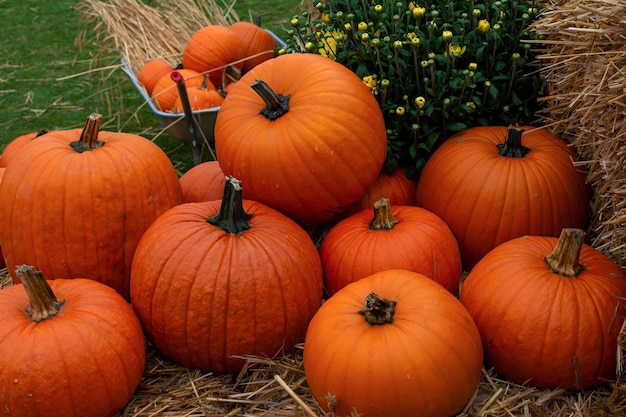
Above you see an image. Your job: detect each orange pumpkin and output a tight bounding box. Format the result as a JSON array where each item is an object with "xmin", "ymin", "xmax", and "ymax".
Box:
[
  {"xmin": 0, "ymin": 129, "xmax": 48, "ymax": 168},
  {"xmin": 182, "ymin": 25, "xmax": 246, "ymax": 88},
  {"xmin": 151, "ymin": 68, "xmax": 204, "ymax": 111},
  {"xmin": 137, "ymin": 58, "xmax": 174, "ymax": 96},
  {"xmin": 460, "ymin": 228, "xmax": 626, "ymax": 390},
  {"xmin": 416, "ymin": 125, "xmax": 590, "ymax": 270},
  {"xmin": 230, "ymin": 21, "xmax": 277, "ymax": 73},
  {"xmin": 356, "ymin": 166, "xmax": 417, "ymax": 212},
  {"xmin": 130, "ymin": 176, "xmax": 323, "ymax": 373},
  {"xmin": 179, "ymin": 160, "xmax": 225, "ymax": 203},
  {"xmin": 171, "ymin": 74, "xmax": 223, "ymax": 113},
  {"xmin": 0, "ymin": 265, "xmax": 145, "ymax": 417},
  {"xmin": 304, "ymin": 269, "xmax": 483, "ymax": 417},
  {"xmin": 0, "ymin": 113, "xmax": 183, "ymax": 299},
  {"xmin": 320, "ymin": 197, "xmax": 462, "ymax": 295},
  {"xmin": 0, "ymin": 168, "xmax": 4, "ymax": 267},
  {"xmin": 215, "ymin": 53, "xmax": 387, "ymax": 225}
]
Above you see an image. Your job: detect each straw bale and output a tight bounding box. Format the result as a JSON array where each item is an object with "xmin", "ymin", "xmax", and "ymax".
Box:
[{"xmin": 529, "ymin": 0, "xmax": 626, "ymax": 270}]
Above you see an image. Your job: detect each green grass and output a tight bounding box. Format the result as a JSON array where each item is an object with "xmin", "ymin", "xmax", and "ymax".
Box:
[{"xmin": 0, "ymin": 0, "xmax": 304, "ymax": 172}]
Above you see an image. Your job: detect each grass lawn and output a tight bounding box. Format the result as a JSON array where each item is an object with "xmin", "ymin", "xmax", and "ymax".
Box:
[{"xmin": 0, "ymin": 0, "xmax": 305, "ymax": 171}]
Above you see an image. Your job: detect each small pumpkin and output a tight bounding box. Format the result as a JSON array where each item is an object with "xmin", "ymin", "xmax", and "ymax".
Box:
[
  {"xmin": 137, "ymin": 58, "xmax": 174, "ymax": 96},
  {"xmin": 0, "ymin": 113, "xmax": 183, "ymax": 299},
  {"xmin": 320, "ymin": 197, "xmax": 462, "ymax": 295},
  {"xmin": 179, "ymin": 160, "xmax": 225, "ymax": 203},
  {"xmin": 416, "ymin": 125, "xmax": 590, "ymax": 270},
  {"xmin": 0, "ymin": 265, "xmax": 146, "ymax": 417},
  {"xmin": 151, "ymin": 68, "xmax": 204, "ymax": 112},
  {"xmin": 182, "ymin": 24, "xmax": 246, "ymax": 88},
  {"xmin": 130, "ymin": 176, "xmax": 323, "ymax": 373},
  {"xmin": 0, "ymin": 129, "xmax": 48, "ymax": 168},
  {"xmin": 215, "ymin": 53, "xmax": 387, "ymax": 225},
  {"xmin": 171, "ymin": 74, "xmax": 223, "ymax": 113},
  {"xmin": 304, "ymin": 269, "xmax": 483, "ymax": 417},
  {"xmin": 460, "ymin": 228, "xmax": 626, "ymax": 390},
  {"xmin": 230, "ymin": 21, "xmax": 277, "ymax": 73},
  {"xmin": 355, "ymin": 166, "xmax": 417, "ymax": 212}
]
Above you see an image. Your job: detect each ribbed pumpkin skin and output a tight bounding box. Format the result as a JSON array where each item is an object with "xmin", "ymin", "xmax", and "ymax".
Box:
[
  {"xmin": 137, "ymin": 58, "xmax": 174, "ymax": 96},
  {"xmin": 230, "ymin": 21, "xmax": 277, "ymax": 73},
  {"xmin": 0, "ymin": 127, "xmax": 183, "ymax": 299},
  {"xmin": 179, "ymin": 160, "xmax": 225, "ymax": 203},
  {"xmin": 460, "ymin": 235, "xmax": 626, "ymax": 390},
  {"xmin": 320, "ymin": 205, "xmax": 462, "ymax": 295},
  {"xmin": 415, "ymin": 126, "xmax": 590, "ymax": 270},
  {"xmin": 304, "ymin": 269, "xmax": 483, "ymax": 417},
  {"xmin": 129, "ymin": 200, "xmax": 324, "ymax": 373},
  {"xmin": 0, "ymin": 130, "xmax": 49, "ymax": 168},
  {"xmin": 0, "ymin": 278, "xmax": 146, "ymax": 417},
  {"xmin": 182, "ymin": 25, "xmax": 245, "ymax": 88},
  {"xmin": 215, "ymin": 53, "xmax": 387, "ymax": 226},
  {"xmin": 151, "ymin": 69, "xmax": 203, "ymax": 111},
  {"xmin": 357, "ymin": 167, "xmax": 417, "ymax": 211}
]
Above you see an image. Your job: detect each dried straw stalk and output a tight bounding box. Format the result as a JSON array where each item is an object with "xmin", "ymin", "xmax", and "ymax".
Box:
[{"xmin": 529, "ymin": 0, "xmax": 626, "ymax": 270}]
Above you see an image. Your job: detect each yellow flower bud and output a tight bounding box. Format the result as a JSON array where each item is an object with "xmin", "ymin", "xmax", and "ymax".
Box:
[
  {"xmin": 414, "ymin": 96, "xmax": 426, "ymax": 108},
  {"xmin": 358, "ymin": 21, "xmax": 368, "ymax": 31},
  {"xmin": 478, "ymin": 19, "xmax": 490, "ymax": 33},
  {"xmin": 442, "ymin": 30, "xmax": 453, "ymax": 42}
]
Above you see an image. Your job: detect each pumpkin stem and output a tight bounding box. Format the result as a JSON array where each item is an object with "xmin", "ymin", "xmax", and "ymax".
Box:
[
  {"xmin": 496, "ymin": 125, "xmax": 530, "ymax": 158},
  {"xmin": 369, "ymin": 198, "xmax": 400, "ymax": 230},
  {"xmin": 15, "ymin": 265, "xmax": 65, "ymax": 323},
  {"xmin": 250, "ymin": 79, "xmax": 290, "ymax": 121},
  {"xmin": 544, "ymin": 228, "xmax": 585, "ymax": 277},
  {"xmin": 359, "ymin": 292, "xmax": 397, "ymax": 325},
  {"xmin": 70, "ymin": 113, "xmax": 105, "ymax": 153},
  {"xmin": 207, "ymin": 176, "xmax": 252, "ymax": 234}
]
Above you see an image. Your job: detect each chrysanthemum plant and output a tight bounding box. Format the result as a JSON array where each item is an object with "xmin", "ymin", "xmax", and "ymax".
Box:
[{"xmin": 282, "ymin": 0, "xmax": 544, "ymax": 176}]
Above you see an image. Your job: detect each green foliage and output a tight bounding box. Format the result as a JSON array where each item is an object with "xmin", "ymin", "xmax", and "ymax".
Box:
[{"xmin": 283, "ymin": 0, "xmax": 545, "ymax": 176}]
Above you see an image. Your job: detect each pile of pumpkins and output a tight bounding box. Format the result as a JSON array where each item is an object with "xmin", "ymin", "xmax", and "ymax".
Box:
[{"xmin": 1, "ymin": 26, "xmax": 626, "ymax": 417}]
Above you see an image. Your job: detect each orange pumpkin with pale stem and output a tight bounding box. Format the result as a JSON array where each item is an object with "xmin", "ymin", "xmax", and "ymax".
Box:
[
  {"xmin": 215, "ymin": 53, "xmax": 387, "ymax": 226},
  {"xmin": 460, "ymin": 228, "xmax": 626, "ymax": 390},
  {"xmin": 0, "ymin": 113, "xmax": 182, "ymax": 299},
  {"xmin": 0, "ymin": 265, "xmax": 145, "ymax": 417},
  {"xmin": 416, "ymin": 125, "xmax": 590, "ymax": 270},
  {"xmin": 320, "ymin": 197, "xmax": 462, "ymax": 295},
  {"xmin": 130, "ymin": 176, "xmax": 323, "ymax": 373},
  {"xmin": 304, "ymin": 269, "xmax": 483, "ymax": 417}
]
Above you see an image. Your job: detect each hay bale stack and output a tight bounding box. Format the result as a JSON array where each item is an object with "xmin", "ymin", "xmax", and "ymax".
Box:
[{"xmin": 530, "ymin": 0, "xmax": 626, "ymax": 269}]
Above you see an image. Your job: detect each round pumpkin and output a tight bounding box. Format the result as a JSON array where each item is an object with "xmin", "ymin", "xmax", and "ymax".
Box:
[
  {"xmin": 304, "ymin": 269, "xmax": 483, "ymax": 417},
  {"xmin": 320, "ymin": 197, "xmax": 462, "ymax": 295},
  {"xmin": 130, "ymin": 176, "xmax": 323, "ymax": 373},
  {"xmin": 460, "ymin": 228, "xmax": 626, "ymax": 390},
  {"xmin": 151, "ymin": 68, "xmax": 204, "ymax": 111},
  {"xmin": 356, "ymin": 166, "xmax": 417, "ymax": 212},
  {"xmin": 0, "ymin": 113, "xmax": 183, "ymax": 299},
  {"xmin": 179, "ymin": 160, "xmax": 225, "ymax": 203},
  {"xmin": 230, "ymin": 21, "xmax": 277, "ymax": 73},
  {"xmin": 137, "ymin": 58, "xmax": 174, "ymax": 96},
  {"xmin": 171, "ymin": 75, "xmax": 223, "ymax": 113},
  {"xmin": 0, "ymin": 129, "xmax": 49, "ymax": 168},
  {"xmin": 215, "ymin": 53, "xmax": 387, "ymax": 226},
  {"xmin": 0, "ymin": 265, "xmax": 146, "ymax": 417},
  {"xmin": 415, "ymin": 125, "xmax": 590, "ymax": 270},
  {"xmin": 182, "ymin": 24, "xmax": 246, "ymax": 88}
]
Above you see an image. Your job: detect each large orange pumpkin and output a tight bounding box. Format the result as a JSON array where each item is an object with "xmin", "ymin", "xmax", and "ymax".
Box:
[
  {"xmin": 215, "ymin": 53, "xmax": 387, "ymax": 225},
  {"xmin": 460, "ymin": 228, "xmax": 626, "ymax": 390},
  {"xmin": 130, "ymin": 176, "xmax": 323, "ymax": 373},
  {"xmin": 304, "ymin": 269, "xmax": 483, "ymax": 417},
  {"xmin": 182, "ymin": 24, "xmax": 246, "ymax": 88},
  {"xmin": 0, "ymin": 113, "xmax": 183, "ymax": 299},
  {"xmin": 0, "ymin": 265, "xmax": 145, "ymax": 417},
  {"xmin": 416, "ymin": 125, "xmax": 590, "ymax": 270},
  {"xmin": 230, "ymin": 21, "xmax": 277, "ymax": 73},
  {"xmin": 179, "ymin": 160, "xmax": 225, "ymax": 203},
  {"xmin": 320, "ymin": 197, "xmax": 462, "ymax": 295}
]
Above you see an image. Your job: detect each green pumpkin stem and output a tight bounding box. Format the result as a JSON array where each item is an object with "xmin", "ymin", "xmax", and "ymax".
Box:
[
  {"xmin": 370, "ymin": 197, "xmax": 400, "ymax": 230},
  {"xmin": 250, "ymin": 80, "xmax": 290, "ymax": 121},
  {"xmin": 544, "ymin": 228, "xmax": 585, "ymax": 277},
  {"xmin": 207, "ymin": 176, "xmax": 252, "ymax": 234},
  {"xmin": 70, "ymin": 113, "xmax": 105, "ymax": 152},
  {"xmin": 496, "ymin": 125, "xmax": 530, "ymax": 158},
  {"xmin": 359, "ymin": 292, "xmax": 397, "ymax": 325},
  {"xmin": 16, "ymin": 265, "xmax": 65, "ymax": 323}
]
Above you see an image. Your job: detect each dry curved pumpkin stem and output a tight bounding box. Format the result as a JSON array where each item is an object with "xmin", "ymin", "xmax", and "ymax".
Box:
[
  {"xmin": 70, "ymin": 113, "xmax": 105, "ymax": 153},
  {"xmin": 496, "ymin": 125, "xmax": 530, "ymax": 158},
  {"xmin": 369, "ymin": 197, "xmax": 400, "ymax": 230},
  {"xmin": 207, "ymin": 176, "xmax": 252, "ymax": 234},
  {"xmin": 359, "ymin": 292, "xmax": 397, "ymax": 325},
  {"xmin": 250, "ymin": 79, "xmax": 290, "ymax": 121},
  {"xmin": 544, "ymin": 228, "xmax": 585, "ymax": 277},
  {"xmin": 16, "ymin": 265, "xmax": 66, "ymax": 323}
]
